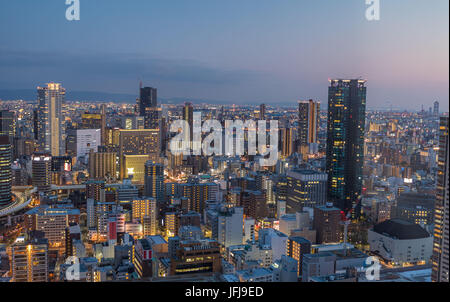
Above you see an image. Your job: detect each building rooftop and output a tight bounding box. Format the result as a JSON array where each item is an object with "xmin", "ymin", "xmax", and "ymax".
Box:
[
  {"xmin": 288, "ymin": 236, "xmax": 311, "ymax": 245},
  {"xmin": 222, "ymin": 274, "xmax": 240, "ymax": 282},
  {"xmin": 373, "ymin": 219, "xmax": 430, "ymax": 240},
  {"xmin": 315, "ymin": 204, "xmax": 340, "ymax": 212}
]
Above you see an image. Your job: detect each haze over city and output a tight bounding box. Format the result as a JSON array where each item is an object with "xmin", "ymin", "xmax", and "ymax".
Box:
[{"xmin": 0, "ymin": 0, "xmax": 449, "ymax": 290}]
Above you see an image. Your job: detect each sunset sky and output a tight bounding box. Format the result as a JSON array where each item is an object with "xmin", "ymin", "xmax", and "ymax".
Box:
[{"xmin": 0, "ymin": 0, "xmax": 448, "ymax": 110}]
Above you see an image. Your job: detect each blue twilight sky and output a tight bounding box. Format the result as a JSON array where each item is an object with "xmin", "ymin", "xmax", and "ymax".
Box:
[{"xmin": 0, "ymin": 0, "xmax": 448, "ymax": 110}]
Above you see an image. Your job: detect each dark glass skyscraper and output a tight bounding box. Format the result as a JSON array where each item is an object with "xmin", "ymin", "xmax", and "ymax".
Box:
[
  {"xmin": 0, "ymin": 135, "xmax": 12, "ymax": 207},
  {"xmin": 144, "ymin": 161, "xmax": 164, "ymax": 204},
  {"xmin": 139, "ymin": 87, "xmax": 157, "ymax": 116},
  {"xmin": 259, "ymin": 103, "xmax": 266, "ymax": 120},
  {"xmin": 183, "ymin": 102, "xmax": 194, "ymax": 144},
  {"xmin": 0, "ymin": 110, "xmax": 15, "ymax": 140},
  {"xmin": 298, "ymin": 99, "xmax": 320, "ymax": 152},
  {"xmin": 432, "ymin": 116, "xmax": 449, "ymax": 282},
  {"xmin": 139, "ymin": 86, "xmax": 161, "ymax": 132},
  {"xmin": 326, "ymin": 79, "xmax": 367, "ymax": 216}
]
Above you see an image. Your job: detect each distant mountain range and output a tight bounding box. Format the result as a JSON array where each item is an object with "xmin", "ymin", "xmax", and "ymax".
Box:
[
  {"xmin": 0, "ymin": 89, "xmax": 137, "ymax": 103},
  {"xmin": 0, "ymin": 88, "xmax": 306, "ymax": 107},
  {"xmin": 0, "ymin": 88, "xmax": 237, "ymax": 105}
]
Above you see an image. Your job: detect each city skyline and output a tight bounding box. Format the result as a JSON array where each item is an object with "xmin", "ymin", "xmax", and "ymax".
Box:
[
  {"xmin": 0, "ymin": 0, "xmax": 448, "ymax": 110},
  {"xmin": 0, "ymin": 0, "xmax": 448, "ymax": 288}
]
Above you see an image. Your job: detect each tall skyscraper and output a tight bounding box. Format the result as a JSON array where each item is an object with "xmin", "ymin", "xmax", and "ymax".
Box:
[
  {"xmin": 326, "ymin": 79, "xmax": 366, "ymax": 215},
  {"xmin": 0, "ymin": 136, "xmax": 12, "ymax": 207},
  {"xmin": 432, "ymin": 116, "xmax": 449, "ymax": 282},
  {"xmin": 280, "ymin": 127, "xmax": 294, "ymax": 158},
  {"xmin": 260, "ymin": 103, "xmax": 266, "ymax": 120},
  {"xmin": 139, "ymin": 86, "xmax": 157, "ymax": 114},
  {"xmin": 298, "ymin": 99, "xmax": 320, "ymax": 147},
  {"xmin": 138, "ymin": 86, "xmax": 161, "ymax": 132},
  {"xmin": 33, "ymin": 108, "xmax": 39, "ymax": 140},
  {"xmin": 0, "ymin": 110, "xmax": 15, "ymax": 141},
  {"xmin": 183, "ymin": 102, "xmax": 194, "ymax": 142},
  {"xmin": 433, "ymin": 101, "xmax": 440, "ymax": 117},
  {"xmin": 100, "ymin": 104, "xmax": 107, "ymax": 145},
  {"xmin": 144, "ymin": 161, "xmax": 164, "ymax": 203},
  {"xmin": 32, "ymin": 153, "xmax": 52, "ymax": 194},
  {"xmin": 37, "ymin": 83, "xmax": 65, "ymax": 156}
]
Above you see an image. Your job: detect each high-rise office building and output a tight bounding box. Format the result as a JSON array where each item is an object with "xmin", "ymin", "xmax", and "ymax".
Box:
[
  {"xmin": 13, "ymin": 138, "xmax": 35, "ymax": 159},
  {"xmin": 105, "ymin": 127, "xmax": 121, "ymax": 146},
  {"xmin": 33, "ymin": 108, "xmax": 39, "ymax": 140},
  {"xmin": 118, "ymin": 129, "xmax": 160, "ymax": 158},
  {"xmin": 183, "ymin": 102, "xmax": 194, "ymax": 129},
  {"xmin": 37, "ymin": 83, "xmax": 65, "ymax": 156},
  {"xmin": 298, "ymin": 99, "xmax": 320, "ymax": 147},
  {"xmin": 139, "ymin": 86, "xmax": 157, "ymax": 116},
  {"xmin": 280, "ymin": 127, "xmax": 294, "ymax": 158},
  {"xmin": 9, "ymin": 237, "xmax": 49, "ymax": 282},
  {"xmin": 120, "ymin": 115, "xmax": 145, "ymax": 130},
  {"xmin": 313, "ymin": 203, "xmax": 342, "ymax": 244},
  {"xmin": 326, "ymin": 79, "xmax": 366, "ymax": 215},
  {"xmin": 217, "ymin": 206, "xmax": 244, "ymax": 248},
  {"xmin": 286, "ymin": 169, "xmax": 327, "ymax": 213},
  {"xmin": 260, "ymin": 103, "xmax": 266, "ymax": 120},
  {"xmin": 32, "ymin": 153, "xmax": 52, "ymax": 194},
  {"xmin": 81, "ymin": 108, "xmax": 107, "ymax": 145},
  {"xmin": 118, "ymin": 129, "xmax": 160, "ymax": 179},
  {"xmin": 241, "ymin": 190, "xmax": 268, "ymax": 220},
  {"xmin": 88, "ymin": 150, "xmax": 117, "ymax": 181},
  {"xmin": 66, "ymin": 129, "xmax": 101, "ymax": 161},
  {"xmin": 144, "ymin": 161, "xmax": 164, "ymax": 203},
  {"xmin": 122, "ymin": 154, "xmax": 150, "ymax": 183},
  {"xmin": 138, "ymin": 85, "xmax": 161, "ymax": 131},
  {"xmin": 0, "ymin": 136, "xmax": 12, "ymax": 207},
  {"xmin": 81, "ymin": 113, "xmax": 103, "ymax": 129},
  {"xmin": 183, "ymin": 102, "xmax": 194, "ymax": 144},
  {"xmin": 144, "ymin": 107, "xmax": 162, "ymax": 130},
  {"xmin": 433, "ymin": 101, "xmax": 440, "ymax": 117},
  {"xmin": 432, "ymin": 116, "xmax": 449, "ymax": 282},
  {"xmin": 0, "ymin": 110, "xmax": 15, "ymax": 141}
]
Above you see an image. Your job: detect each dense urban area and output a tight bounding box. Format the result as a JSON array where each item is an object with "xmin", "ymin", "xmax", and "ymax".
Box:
[{"xmin": 0, "ymin": 80, "xmax": 448, "ymax": 282}]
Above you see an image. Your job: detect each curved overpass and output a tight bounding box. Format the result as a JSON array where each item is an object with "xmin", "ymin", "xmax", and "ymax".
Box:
[
  {"xmin": 1, "ymin": 182, "xmax": 124, "ymax": 217},
  {"xmin": 0, "ymin": 187, "xmax": 36, "ymax": 217}
]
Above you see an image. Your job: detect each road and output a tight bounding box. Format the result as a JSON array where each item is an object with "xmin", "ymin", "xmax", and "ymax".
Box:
[{"xmin": 0, "ymin": 187, "xmax": 36, "ymax": 217}]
